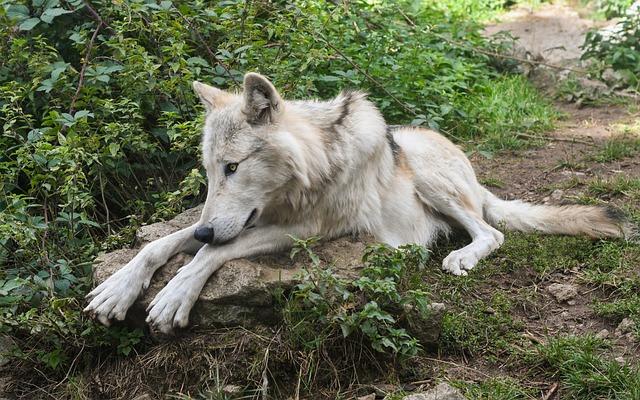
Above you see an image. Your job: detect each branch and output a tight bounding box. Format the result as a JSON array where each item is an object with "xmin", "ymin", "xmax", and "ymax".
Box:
[
  {"xmin": 68, "ymin": 3, "xmax": 105, "ymax": 114},
  {"xmin": 174, "ymin": 9, "xmax": 238, "ymax": 88}
]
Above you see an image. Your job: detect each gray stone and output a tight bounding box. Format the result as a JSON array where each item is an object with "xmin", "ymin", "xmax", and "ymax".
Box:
[
  {"xmin": 95, "ymin": 221, "xmax": 367, "ymax": 327},
  {"xmin": 615, "ymin": 318, "xmax": 636, "ymax": 336},
  {"xmin": 403, "ymin": 383, "xmax": 467, "ymax": 400},
  {"xmin": 547, "ymin": 283, "xmax": 578, "ymax": 303},
  {"xmin": 596, "ymin": 329, "xmax": 610, "ymax": 339},
  {"xmin": 0, "ymin": 335, "xmax": 16, "ymax": 367},
  {"xmin": 93, "ymin": 206, "xmax": 446, "ymax": 339},
  {"xmin": 404, "ymin": 303, "xmax": 446, "ymax": 345}
]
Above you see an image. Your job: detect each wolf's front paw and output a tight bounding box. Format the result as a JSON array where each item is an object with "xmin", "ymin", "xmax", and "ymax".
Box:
[
  {"xmin": 442, "ymin": 250, "xmax": 478, "ymax": 276},
  {"xmin": 84, "ymin": 264, "xmax": 149, "ymax": 326},
  {"xmin": 145, "ymin": 272, "xmax": 200, "ymax": 334}
]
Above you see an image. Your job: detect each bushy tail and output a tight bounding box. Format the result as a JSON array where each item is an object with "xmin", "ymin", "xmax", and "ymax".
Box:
[{"xmin": 483, "ymin": 190, "xmax": 636, "ymax": 240}]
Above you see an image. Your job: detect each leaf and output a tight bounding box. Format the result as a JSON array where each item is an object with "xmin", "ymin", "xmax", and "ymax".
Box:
[
  {"xmin": 40, "ymin": 7, "xmax": 73, "ymax": 24},
  {"xmin": 73, "ymin": 110, "xmax": 93, "ymax": 120},
  {"xmin": 6, "ymin": 4, "xmax": 30, "ymax": 21},
  {"xmin": 19, "ymin": 18, "xmax": 41, "ymax": 31}
]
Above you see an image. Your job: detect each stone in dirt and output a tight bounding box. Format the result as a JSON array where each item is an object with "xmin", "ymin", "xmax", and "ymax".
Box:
[
  {"xmin": 547, "ymin": 283, "xmax": 578, "ymax": 303},
  {"xmin": 403, "ymin": 383, "xmax": 467, "ymax": 400},
  {"xmin": 615, "ymin": 318, "xmax": 636, "ymax": 336},
  {"xmin": 0, "ymin": 335, "xmax": 16, "ymax": 368},
  {"xmin": 92, "ymin": 206, "xmax": 445, "ymax": 342}
]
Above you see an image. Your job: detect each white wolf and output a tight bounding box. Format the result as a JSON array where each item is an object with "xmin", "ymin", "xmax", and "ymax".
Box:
[{"xmin": 85, "ymin": 73, "xmax": 634, "ymax": 333}]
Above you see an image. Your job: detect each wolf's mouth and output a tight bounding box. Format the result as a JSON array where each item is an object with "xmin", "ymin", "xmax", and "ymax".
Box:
[{"xmin": 244, "ymin": 208, "xmax": 258, "ymax": 228}]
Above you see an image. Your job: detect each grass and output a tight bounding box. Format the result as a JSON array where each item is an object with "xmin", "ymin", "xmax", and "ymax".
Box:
[
  {"xmin": 530, "ymin": 335, "xmax": 640, "ymax": 399},
  {"xmin": 479, "ymin": 176, "xmax": 505, "ymax": 188},
  {"xmin": 461, "ymin": 75, "xmax": 558, "ymax": 152},
  {"xmin": 588, "ymin": 176, "xmax": 640, "ymax": 199},
  {"xmin": 593, "ymin": 134, "xmax": 640, "ymax": 163},
  {"xmin": 457, "ymin": 377, "xmax": 536, "ymax": 399}
]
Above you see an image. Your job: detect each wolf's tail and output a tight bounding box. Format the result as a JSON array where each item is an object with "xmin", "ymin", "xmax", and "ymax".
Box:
[{"xmin": 482, "ymin": 189, "xmax": 636, "ymax": 240}]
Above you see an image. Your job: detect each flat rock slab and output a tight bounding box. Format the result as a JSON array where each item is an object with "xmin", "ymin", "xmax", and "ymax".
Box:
[
  {"xmin": 93, "ymin": 206, "xmax": 372, "ymax": 328},
  {"xmin": 403, "ymin": 383, "xmax": 467, "ymax": 400}
]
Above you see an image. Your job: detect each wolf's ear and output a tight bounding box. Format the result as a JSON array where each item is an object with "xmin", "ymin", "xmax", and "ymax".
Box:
[
  {"xmin": 192, "ymin": 81, "xmax": 234, "ymax": 112},
  {"xmin": 242, "ymin": 73, "xmax": 283, "ymax": 124}
]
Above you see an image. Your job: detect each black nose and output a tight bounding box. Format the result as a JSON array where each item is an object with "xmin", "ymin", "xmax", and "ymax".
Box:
[{"xmin": 194, "ymin": 226, "xmax": 214, "ymax": 243}]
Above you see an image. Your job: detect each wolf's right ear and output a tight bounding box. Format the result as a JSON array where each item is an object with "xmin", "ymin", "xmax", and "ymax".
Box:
[
  {"xmin": 242, "ymin": 73, "xmax": 283, "ymax": 125},
  {"xmin": 192, "ymin": 81, "xmax": 234, "ymax": 112}
]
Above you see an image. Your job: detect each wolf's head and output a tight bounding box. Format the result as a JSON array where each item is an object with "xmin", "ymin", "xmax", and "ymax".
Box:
[{"xmin": 191, "ymin": 73, "xmax": 306, "ymax": 244}]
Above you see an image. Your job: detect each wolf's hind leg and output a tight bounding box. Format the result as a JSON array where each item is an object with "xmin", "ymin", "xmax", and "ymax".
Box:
[
  {"xmin": 440, "ymin": 209, "xmax": 504, "ymax": 275},
  {"xmin": 416, "ymin": 189, "xmax": 504, "ymax": 275},
  {"xmin": 84, "ymin": 224, "xmax": 202, "ymax": 325}
]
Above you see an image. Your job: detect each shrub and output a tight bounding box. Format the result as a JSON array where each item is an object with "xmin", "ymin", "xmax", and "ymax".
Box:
[
  {"xmin": 582, "ymin": 4, "xmax": 640, "ymax": 88},
  {"xmin": 283, "ymin": 238, "xmax": 431, "ymax": 357}
]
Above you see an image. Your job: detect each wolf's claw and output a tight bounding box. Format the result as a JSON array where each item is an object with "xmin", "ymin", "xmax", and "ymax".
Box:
[
  {"xmin": 145, "ymin": 270, "xmax": 199, "ymax": 334},
  {"xmin": 84, "ymin": 265, "xmax": 146, "ymax": 325}
]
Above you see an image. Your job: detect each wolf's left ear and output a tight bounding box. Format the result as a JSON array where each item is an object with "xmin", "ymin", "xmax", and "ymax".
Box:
[
  {"xmin": 192, "ymin": 81, "xmax": 234, "ymax": 112},
  {"xmin": 242, "ymin": 73, "xmax": 283, "ymax": 124}
]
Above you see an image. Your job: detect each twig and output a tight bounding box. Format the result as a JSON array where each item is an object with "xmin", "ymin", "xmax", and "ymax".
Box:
[
  {"xmin": 99, "ymin": 173, "xmax": 111, "ymax": 235},
  {"xmin": 68, "ymin": 14, "xmax": 103, "ymax": 114},
  {"xmin": 81, "ymin": 0, "xmax": 112, "ymax": 31},
  {"xmin": 516, "ymin": 132, "xmax": 596, "ymax": 146},
  {"xmin": 319, "ymin": 35, "xmax": 417, "ymax": 118},
  {"xmin": 174, "ymin": 9, "xmax": 238, "ymax": 88},
  {"xmin": 542, "ymin": 382, "xmax": 559, "ymax": 400},
  {"xmin": 396, "ymin": 6, "xmax": 588, "ymax": 75}
]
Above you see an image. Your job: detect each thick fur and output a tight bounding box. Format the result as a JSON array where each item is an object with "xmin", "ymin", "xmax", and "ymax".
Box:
[{"xmin": 85, "ymin": 73, "xmax": 634, "ymax": 333}]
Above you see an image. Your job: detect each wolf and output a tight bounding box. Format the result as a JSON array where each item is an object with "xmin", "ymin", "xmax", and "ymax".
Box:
[{"xmin": 85, "ymin": 72, "xmax": 635, "ymax": 334}]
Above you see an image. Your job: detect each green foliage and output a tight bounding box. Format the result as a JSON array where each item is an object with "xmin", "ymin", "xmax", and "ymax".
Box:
[
  {"xmin": 594, "ymin": 0, "xmax": 635, "ymax": 19},
  {"xmin": 283, "ymin": 238, "xmax": 431, "ymax": 357},
  {"xmin": 458, "ymin": 377, "xmax": 536, "ymax": 400},
  {"xmin": 592, "ymin": 134, "xmax": 640, "ymax": 162},
  {"xmin": 439, "ymin": 291, "xmax": 522, "ymax": 356},
  {"xmin": 0, "ymin": 0, "xmax": 556, "ymax": 376},
  {"xmin": 529, "ymin": 335, "xmax": 640, "ymax": 399},
  {"xmin": 459, "ymin": 75, "xmax": 557, "ymax": 152},
  {"xmin": 582, "ymin": 6, "xmax": 640, "ymax": 88}
]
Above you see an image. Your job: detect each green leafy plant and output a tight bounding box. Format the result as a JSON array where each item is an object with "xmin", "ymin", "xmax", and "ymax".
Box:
[
  {"xmin": 283, "ymin": 238, "xmax": 431, "ymax": 357},
  {"xmin": 582, "ymin": 6, "xmax": 640, "ymax": 88}
]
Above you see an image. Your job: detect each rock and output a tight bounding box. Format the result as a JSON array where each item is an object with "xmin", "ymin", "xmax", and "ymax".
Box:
[
  {"xmin": 94, "ymin": 206, "xmax": 438, "ymax": 333},
  {"xmin": 596, "ymin": 329, "xmax": 610, "ymax": 339},
  {"xmin": 403, "ymin": 383, "xmax": 466, "ymax": 400},
  {"xmin": 404, "ymin": 303, "xmax": 446, "ymax": 345},
  {"xmin": 222, "ymin": 385, "xmax": 243, "ymax": 396},
  {"xmin": 0, "ymin": 335, "xmax": 16, "ymax": 367},
  {"xmin": 372, "ymin": 384, "xmax": 399, "ymax": 397},
  {"xmin": 357, "ymin": 394, "xmax": 376, "ymax": 400},
  {"xmin": 550, "ymin": 189, "xmax": 564, "ymax": 200},
  {"xmin": 615, "ymin": 318, "xmax": 636, "ymax": 336},
  {"xmin": 547, "ymin": 283, "xmax": 578, "ymax": 303},
  {"xmin": 615, "ymin": 356, "xmax": 626, "ymax": 365}
]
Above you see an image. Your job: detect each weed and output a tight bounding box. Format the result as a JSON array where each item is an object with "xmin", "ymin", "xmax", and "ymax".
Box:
[
  {"xmin": 283, "ymin": 238, "xmax": 431, "ymax": 357},
  {"xmin": 460, "ymin": 75, "xmax": 558, "ymax": 151},
  {"xmin": 480, "ymin": 176, "xmax": 505, "ymax": 188},
  {"xmin": 593, "ymin": 135, "xmax": 640, "ymax": 162},
  {"xmin": 529, "ymin": 335, "xmax": 640, "ymax": 399},
  {"xmin": 457, "ymin": 377, "xmax": 537, "ymax": 399},
  {"xmin": 588, "ymin": 176, "xmax": 640, "ymax": 199}
]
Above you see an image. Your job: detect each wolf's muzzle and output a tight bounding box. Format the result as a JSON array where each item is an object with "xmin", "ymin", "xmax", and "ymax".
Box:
[{"xmin": 194, "ymin": 226, "xmax": 214, "ymax": 244}]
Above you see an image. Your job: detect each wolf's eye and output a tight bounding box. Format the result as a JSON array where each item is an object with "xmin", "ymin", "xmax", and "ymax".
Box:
[{"xmin": 224, "ymin": 163, "xmax": 238, "ymax": 176}]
